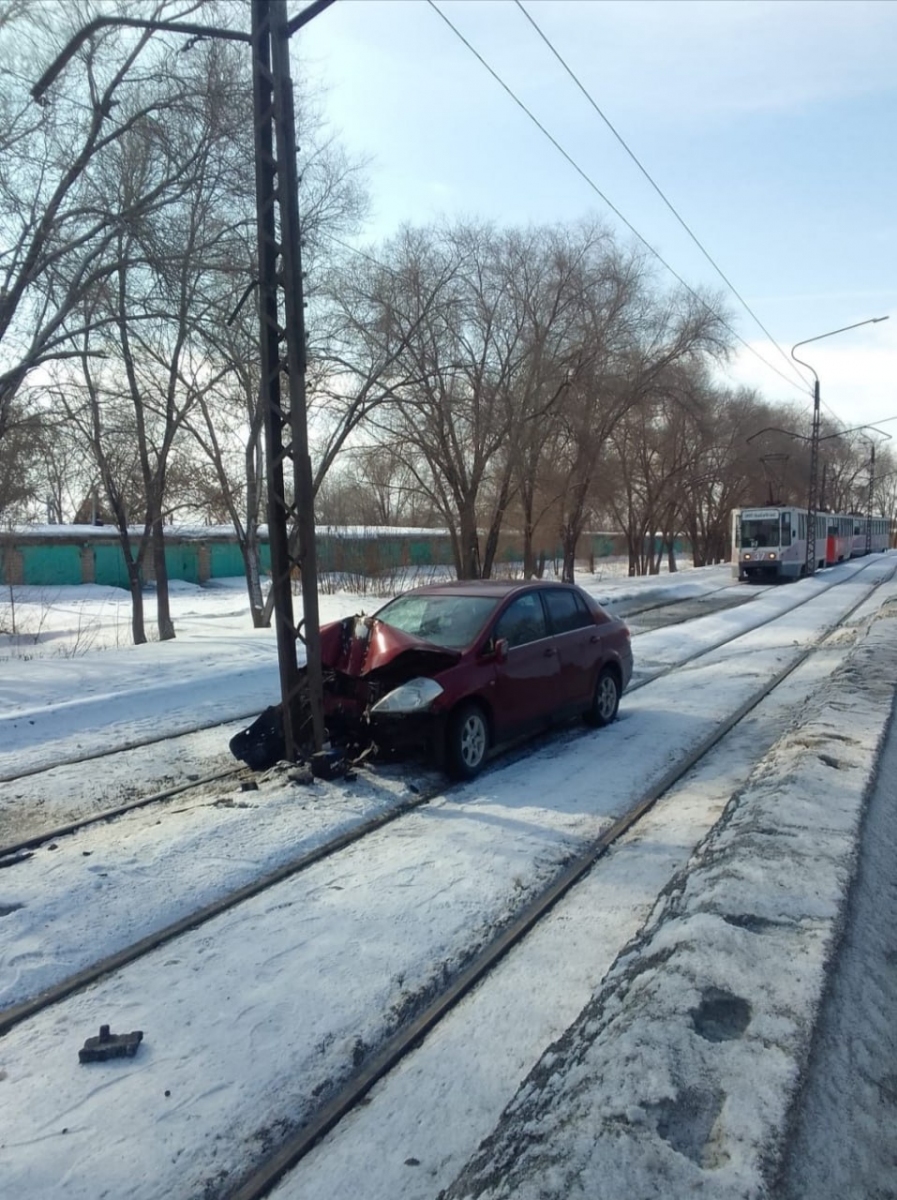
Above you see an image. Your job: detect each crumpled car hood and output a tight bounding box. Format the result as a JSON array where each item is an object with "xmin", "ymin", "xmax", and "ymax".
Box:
[{"xmin": 320, "ymin": 615, "xmax": 461, "ymax": 678}]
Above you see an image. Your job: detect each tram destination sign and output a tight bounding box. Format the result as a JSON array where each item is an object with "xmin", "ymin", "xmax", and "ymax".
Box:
[{"xmin": 741, "ymin": 508, "xmax": 782, "ymax": 521}]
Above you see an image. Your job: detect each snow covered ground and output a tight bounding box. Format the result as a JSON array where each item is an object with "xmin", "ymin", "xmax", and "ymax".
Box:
[{"xmin": 1, "ymin": 557, "xmax": 895, "ymax": 1199}]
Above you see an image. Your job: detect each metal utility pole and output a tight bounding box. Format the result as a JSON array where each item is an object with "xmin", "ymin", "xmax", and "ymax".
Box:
[
  {"xmin": 857, "ymin": 428, "xmax": 891, "ymax": 554},
  {"xmin": 806, "ymin": 378, "xmax": 821, "ymax": 573},
  {"xmin": 759, "ymin": 453, "xmax": 789, "ymax": 505},
  {"xmin": 791, "ymin": 315, "xmax": 889, "ymax": 576},
  {"xmin": 251, "ymin": 0, "xmax": 330, "ymax": 758},
  {"xmin": 268, "ymin": 0, "xmax": 327, "ymax": 755},
  {"xmin": 866, "ymin": 440, "xmax": 876, "ymax": 556}
]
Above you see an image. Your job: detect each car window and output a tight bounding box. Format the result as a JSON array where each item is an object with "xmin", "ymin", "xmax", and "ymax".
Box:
[
  {"xmin": 543, "ymin": 588, "xmax": 592, "ymax": 634},
  {"xmin": 375, "ymin": 593, "xmax": 498, "ymax": 649},
  {"xmin": 494, "ymin": 593, "xmax": 548, "ymax": 648}
]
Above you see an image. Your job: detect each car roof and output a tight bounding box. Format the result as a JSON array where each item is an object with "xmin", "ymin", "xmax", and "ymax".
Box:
[{"xmin": 399, "ymin": 579, "xmax": 584, "ymax": 599}]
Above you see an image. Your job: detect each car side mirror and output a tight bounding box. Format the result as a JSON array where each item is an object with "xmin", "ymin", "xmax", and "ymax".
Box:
[{"xmin": 493, "ymin": 637, "xmax": 508, "ymax": 663}]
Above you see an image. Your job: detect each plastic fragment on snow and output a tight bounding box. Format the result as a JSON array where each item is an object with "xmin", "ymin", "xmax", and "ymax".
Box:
[
  {"xmin": 79, "ymin": 1025, "xmax": 143, "ymax": 1063},
  {"xmin": 311, "ymin": 748, "xmax": 348, "ymax": 781}
]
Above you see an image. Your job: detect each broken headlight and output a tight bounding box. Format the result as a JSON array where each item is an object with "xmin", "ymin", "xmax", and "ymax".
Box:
[{"xmin": 370, "ymin": 678, "xmax": 444, "ymax": 714}]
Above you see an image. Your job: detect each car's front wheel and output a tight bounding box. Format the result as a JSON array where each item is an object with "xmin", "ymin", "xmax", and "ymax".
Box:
[
  {"xmin": 446, "ymin": 702, "xmax": 489, "ymax": 780},
  {"xmin": 586, "ymin": 667, "xmax": 620, "ymax": 728}
]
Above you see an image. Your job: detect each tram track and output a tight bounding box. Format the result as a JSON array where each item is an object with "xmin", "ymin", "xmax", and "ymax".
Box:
[
  {"xmin": 0, "ymin": 708, "xmax": 264, "ymax": 786},
  {"xmin": 222, "ymin": 560, "xmax": 897, "ymax": 1200},
  {"xmin": 0, "ymin": 577, "xmax": 768, "ymax": 859},
  {"xmin": 611, "ymin": 576, "xmax": 769, "ymax": 621},
  {"xmin": 0, "ymin": 764, "xmax": 246, "ymax": 862},
  {"xmin": 1, "ymin": 560, "xmax": 895, "ymax": 1200},
  {"xmin": 0, "ymin": 580, "xmax": 732, "ymax": 790},
  {"xmin": 622, "ymin": 585, "xmax": 769, "ymax": 631},
  {"xmin": 628, "ymin": 555, "xmax": 888, "ymax": 689},
  {"xmin": 1, "ymin": 560, "xmax": 890, "ymax": 1048}
]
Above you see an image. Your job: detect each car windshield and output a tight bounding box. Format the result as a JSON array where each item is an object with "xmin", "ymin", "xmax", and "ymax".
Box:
[{"xmin": 375, "ymin": 593, "xmax": 499, "ymax": 650}]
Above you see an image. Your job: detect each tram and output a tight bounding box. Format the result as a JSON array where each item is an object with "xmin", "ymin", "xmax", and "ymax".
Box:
[{"xmin": 731, "ymin": 505, "xmax": 890, "ymax": 581}]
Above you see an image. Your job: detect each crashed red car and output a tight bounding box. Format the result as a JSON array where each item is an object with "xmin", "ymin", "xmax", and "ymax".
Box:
[{"xmin": 232, "ymin": 579, "xmax": 633, "ymax": 779}]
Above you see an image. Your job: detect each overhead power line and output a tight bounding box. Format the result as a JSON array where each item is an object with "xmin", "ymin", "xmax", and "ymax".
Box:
[
  {"xmin": 319, "ymin": 231, "xmax": 403, "ymax": 277},
  {"xmin": 426, "ymin": 0, "xmax": 809, "ymax": 398},
  {"xmin": 512, "ymin": 0, "xmax": 812, "ymax": 395}
]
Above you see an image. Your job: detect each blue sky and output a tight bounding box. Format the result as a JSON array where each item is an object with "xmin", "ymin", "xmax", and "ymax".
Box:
[{"xmin": 295, "ymin": 0, "xmax": 897, "ymax": 431}]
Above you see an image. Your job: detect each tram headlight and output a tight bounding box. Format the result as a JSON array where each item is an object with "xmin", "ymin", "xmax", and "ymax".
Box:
[
  {"xmin": 743, "ymin": 553, "xmax": 752, "ymax": 561},
  {"xmin": 767, "ymin": 552, "xmax": 777, "ymax": 559}
]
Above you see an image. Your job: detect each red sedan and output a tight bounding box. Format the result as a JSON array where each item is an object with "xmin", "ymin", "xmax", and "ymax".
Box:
[{"xmin": 317, "ymin": 579, "xmax": 633, "ymax": 779}]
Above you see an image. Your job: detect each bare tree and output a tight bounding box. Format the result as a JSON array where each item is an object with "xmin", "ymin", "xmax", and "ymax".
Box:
[
  {"xmin": 674, "ymin": 384, "xmax": 772, "ymax": 567},
  {"xmin": 0, "ymin": 1, "xmax": 227, "ymax": 444},
  {"xmin": 315, "ymin": 443, "xmax": 438, "ymax": 528},
  {"xmin": 606, "ymin": 376, "xmax": 703, "ymax": 576},
  {"xmin": 479, "ymin": 223, "xmax": 614, "ymax": 578},
  {"xmin": 182, "ymin": 326, "xmax": 269, "ymax": 623},
  {"xmin": 549, "ymin": 272, "xmax": 728, "ymax": 580},
  {"xmin": 36, "ymin": 29, "xmax": 252, "ymax": 640},
  {"xmin": 356, "ymin": 222, "xmax": 609, "ymax": 579},
  {"xmin": 0, "ymin": 401, "xmax": 43, "ymax": 521},
  {"xmin": 174, "ymin": 82, "xmax": 370, "ymax": 625}
]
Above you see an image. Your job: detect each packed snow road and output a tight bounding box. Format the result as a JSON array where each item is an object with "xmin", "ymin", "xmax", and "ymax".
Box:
[
  {"xmin": 0, "ymin": 557, "xmax": 894, "ymax": 1200},
  {"xmin": 437, "ymin": 597, "xmax": 897, "ymax": 1200},
  {"xmin": 276, "ymin": 602, "xmax": 897, "ymax": 1200}
]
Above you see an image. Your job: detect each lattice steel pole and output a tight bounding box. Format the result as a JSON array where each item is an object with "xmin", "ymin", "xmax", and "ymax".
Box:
[
  {"xmin": 251, "ymin": 0, "xmax": 332, "ymax": 759},
  {"xmin": 792, "ymin": 317, "xmax": 890, "ymax": 576},
  {"xmin": 866, "ymin": 441, "xmax": 876, "ymax": 556},
  {"xmin": 805, "ymin": 378, "xmax": 821, "ymax": 574},
  {"xmin": 251, "ymin": 1, "xmax": 306, "ymax": 759},
  {"xmin": 269, "ymin": 0, "xmax": 326, "ymax": 752}
]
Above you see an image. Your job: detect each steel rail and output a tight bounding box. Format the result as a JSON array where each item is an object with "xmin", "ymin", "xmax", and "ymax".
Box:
[
  {"xmin": 0, "ymin": 580, "xmax": 766, "ymax": 859},
  {"xmin": 627, "ymin": 556, "xmax": 888, "ymax": 692},
  {"xmin": 1, "ymin": 560, "xmax": 891, "ymax": 1045},
  {"xmin": 0, "ymin": 709, "xmax": 267, "ymax": 784},
  {"xmin": 610, "ymin": 578, "xmax": 765, "ymax": 620},
  {"xmin": 224, "ymin": 559, "xmax": 897, "ymax": 1200},
  {"xmin": 0, "ymin": 765, "xmax": 245, "ymax": 862}
]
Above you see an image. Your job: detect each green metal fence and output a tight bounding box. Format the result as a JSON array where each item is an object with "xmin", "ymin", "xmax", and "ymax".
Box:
[{"xmin": 2, "ymin": 527, "xmax": 663, "ymax": 588}]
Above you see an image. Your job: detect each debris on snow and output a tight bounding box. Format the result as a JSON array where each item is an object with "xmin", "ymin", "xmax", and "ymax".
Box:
[{"xmin": 79, "ymin": 1025, "xmax": 144, "ymax": 1064}]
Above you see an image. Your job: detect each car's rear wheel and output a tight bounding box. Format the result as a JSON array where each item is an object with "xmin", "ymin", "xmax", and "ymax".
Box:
[
  {"xmin": 586, "ymin": 667, "xmax": 620, "ymax": 728},
  {"xmin": 446, "ymin": 702, "xmax": 489, "ymax": 780}
]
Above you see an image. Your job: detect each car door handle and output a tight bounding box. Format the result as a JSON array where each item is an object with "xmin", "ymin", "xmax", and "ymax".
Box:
[
  {"xmin": 543, "ymin": 647, "xmax": 556, "ymax": 657},
  {"xmin": 590, "ymin": 634, "xmax": 601, "ymax": 643}
]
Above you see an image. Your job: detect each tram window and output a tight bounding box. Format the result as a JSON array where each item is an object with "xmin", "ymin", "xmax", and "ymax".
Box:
[
  {"xmin": 780, "ymin": 515, "xmax": 792, "ymax": 546},
  {"xmin": 740, "ymin": 518, "xmax": 779, "ymax": 548},
  {"xmin": 799, "ymin": 513, "xmax": 805, "ymax": 539}
]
